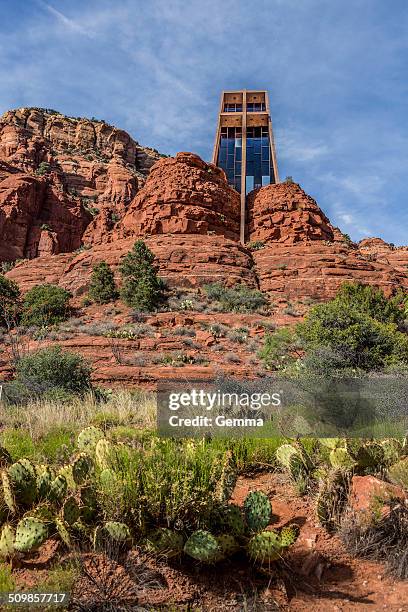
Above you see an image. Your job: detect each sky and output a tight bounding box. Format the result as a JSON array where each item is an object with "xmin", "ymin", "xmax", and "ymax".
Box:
[{"xmin": 1, "ymin": 0, "xmax": 408, "ymax": 244}]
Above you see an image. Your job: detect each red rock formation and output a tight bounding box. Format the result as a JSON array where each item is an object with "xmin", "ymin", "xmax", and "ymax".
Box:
[
  {"xmin": 248, "ymin": 183, "xmax": 408, "ymax": 300},
  {"xmin": 0, "ymin": 108, "xmax": 160, "ymax": 260},
  {"xmin": 114, "ymin": 152, "xmax": 241, "ymax": 241},
  {"xmin": 247, "ymin": 182, "xmax": 336, "ymax": 244},
  {"xmin": 358, "ymin": 237, "xmax": 408, "ymax": 274},
  {"xmin": 7, "ymin": 235, "xmax": 256, "ymax": 295}
]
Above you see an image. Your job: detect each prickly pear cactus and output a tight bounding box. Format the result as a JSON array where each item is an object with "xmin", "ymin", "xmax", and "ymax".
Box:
[
  {"xmin": 0, "ymin": 524, "xmax": 14, "ymax": 558},
  {"xmin": 99, "ymin": 468, "xmax": 119, "ymax": 489},
  {"xmin": 95, "ymin": 439, "xmax": 113, "ymax": 470},
  {"xmin": 14, "ymin": 517, "xmax": 48, "ymax": 552},
  {"xmin": 1, "ymin": 471, "xmax": 15, "ymax": 513},
  {"xmin": 57, "ymin": 465, "xmax": 76, "ymax": 491},
  {"xmin": 37, "ymin": 466, "xmax": 55, "ymax": 499},
  {"xmin": 72, "ymin": 453, "xmax": 94, "ymax": 485},
  {"xmin": 62, "ymin": 496, "xmax": 80, "ymax": 525},
  {"xmin": 275, "ymin": 444, "xmax": 305, "ymax": 479},
  {"xmin": 55, "ymin": 517, "xmax": 71, "ymax": 547},
  {"xmin": 214, "ymin": 450, "xmax": 237, "ymax": 503},
  {"xmin": 48, "ymin": 474, "xmax": 67, "ymax": 504},
  {"xmin": 388, "ymin": 456, "xmax": 408, "ymax": 490},
  {"xmin": 77, "ymin": 427, "xmax": 105, "ymax": 453},
  {"xmin": 18, "ymin": 459, "xmax": 37, "ymax": 481},
  {"xmin": 184, "ymin": 530, "xmax": 221, "ymax": 563},
  {"xmin": 216, "ymin": 533, "xmax": 239, "ymax": 557},
  {"xmin": 279, "ymin": 524, "xmax": 300, "ymax": 548},
  {"xmin": 329, "ymin": 448, "xmax": 357, "ymax": 471},
  {"xmin": 80, "ymin": 485, "xmax": 98, "ymax": 523},
  {"xmin": 8, "ymin": 461, "xmax": 37, "ymax": 506},
  {"xmin": 218, "ymin": 503, "xmax": 246, "ymax": 537},
  {"xmin": 244, "ymin": 491, "xmax": 272, "ymax": 533},
  {"xmin": 94, "ymin": 521, "xmax": 131, "ymax": 551},
  {"xmin": 247, "ymin": 530, "xmax": 282, "ymax": 564},
  {"xmin": 146, "ymin": 527, "xmax": 184, "ymax": 557},
  {"xmin": 354, "ymin": 442, "xmax": 385, "ymax": 469}
]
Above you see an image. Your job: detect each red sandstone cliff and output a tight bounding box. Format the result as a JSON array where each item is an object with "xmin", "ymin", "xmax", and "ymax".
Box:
[{"xmin": 0, "ymin": 108, "xmax": 161, "ymax": 260}]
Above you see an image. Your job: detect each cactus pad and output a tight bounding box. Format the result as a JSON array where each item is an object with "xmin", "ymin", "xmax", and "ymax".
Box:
[
  {"xmin": 216, "ymin": 533, "xmax": 239, "ymax": 557},
  {"xmin": 8, "ymin": 461, "xmax": 37, "ymax": 506},
  {"xmin": 279, "ymin": 524, "xmax": 300, "ymax": 548},
  {"xmin": 2, "ymin": 471, "xmax": 16, "ymax": 513},
  {"xmin": 146, "ymin": 527, "xmax": 184, "ymax": 557},
  {"xmin": 244, "ymin": 491, "xmax": 272, "ymax": 533},
  {"xmin": 95, "ymin": 439, "xmax": 114, "ymax": 470},
  {"xmin": 55, "ymin": 517, "xmax": 71, "ymax": 547},
  {"xmin": 37, "ymin": 467, "xmax": 55, "ymax": 499},
  {"xmin": 218, "ymin": 503, "xmax": 246, "ymax": 537},
  {"xmin": 48, "ymin": 475, "xmax": 68, "ymax": 504},
  {"xmin": 62, "ymin": 496, "xmax": 80, "ymax": 525},
  {"xmin": 0, "ymin": 524, "xmax": 14, "ymax": 558},
  {"xmin": 72, "ymin": 453, "xmax": 94, "ymax": 485},
  {"xmin": 77, "ymin": 427, "xmax": 105, "ymax": 453},
  {"xmin": 94, "ymin": 521, "xmax": 131, "ymax": 550},
  {"xmin": 247, "ymin": 530, "xmax": 282, "ymax": 564},
  {"xmin": 184, "ymin": 530, "xmax": 221, "ymax": 563},
  {"xmin": 14, "ymin": 517, "xmax": 48, "ymax": 552}
]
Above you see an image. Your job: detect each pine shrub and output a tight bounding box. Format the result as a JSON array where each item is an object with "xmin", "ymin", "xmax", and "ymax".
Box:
[
  {"xmin": 119, "ymin": 240, "xmax": 163, "ymax": 311},
  {"xmin": 88, "ymin": 261, "xmax": 118, "ymax": 304}
]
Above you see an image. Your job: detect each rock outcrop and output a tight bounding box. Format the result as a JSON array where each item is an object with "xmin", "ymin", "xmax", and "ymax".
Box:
[
  {"xmin": 114, "ymin": 152, "xmax": 241, "ymax": 241},
  {"xmin": 247, "ymin": 182, "xmax": 337, "ymax": 244},
  {"xmin": 0, "ymin": 108, "xmax": 160, "ymax": 260}
]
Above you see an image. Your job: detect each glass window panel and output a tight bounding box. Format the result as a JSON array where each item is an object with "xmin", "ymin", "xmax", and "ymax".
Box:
[
  {"xmin": 219, "ymin": 149, "xmax": 227, "ymax": 162},
  {"xmin": 246, "ymin": 160, "xmax": 254, "ymax": 174},
  {"xmin": 246, "ymin": 149, "xmax": 254, "ymax": 163},
  {"xmin": 235, "ymin": 147, "xmax": 242, "ymax": 161},
  {"xmin": 262, "ymin": 175, "xmax": 270, "ymax": 186},
  {"xmin": 262, "ymin": 162, "xmax": 270, "ymax": 175},
  {"xmin": 246, "ymin": 175, "xmax": 254, "ymax": 194},
  {"xmin": 254, "ymin": 140, "xmax": 261, "ymax": 153},
  {"xmin": 235, "ymin": 137, "xmax": 242, "ymax": 148},
  {"xmin": 235, "ymin": 162, "xmax": 241, "ymax": 173}
]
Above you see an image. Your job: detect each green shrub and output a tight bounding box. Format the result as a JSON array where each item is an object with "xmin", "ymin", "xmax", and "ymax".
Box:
[
  {"xmin": 334, "ymin": 283, "xmax": 406, "ymax": 325},
  {"xmin": 0, "ymin": 274, "xmax": 21, "ymax": 326},
  {"xmin": 258, "ymin": 327, "xmax": 301, "ymax": 370},
  {"xmin": 35, "ymin": 161, "xmax": 50, "ymax": 176},
  {"xmin": 15, "ymin": 345, "xmax": 92, "ymax": 396},
  {"xmin": 21, "ymin": 284, "xmax": 71, "ymax": 326},
  {"xmin": 297, "ymin": 296, "xmax": 408, "ymax": 371},
  {"xmin": 88, "ymin": 261, "xmax": 118, "ymax": 304},
  {"xmin": 119, "ymin": 240, "xmax": 163, "ymax": 311},
  {"xmin": 203, "ymin": 283, "xmax": 269, "ymax": 313}
]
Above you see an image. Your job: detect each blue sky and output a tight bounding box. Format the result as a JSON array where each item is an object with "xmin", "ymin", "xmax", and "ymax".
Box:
[{"xmin": 1, "ymin": 0, "xmax": 408, "ymax": 244}]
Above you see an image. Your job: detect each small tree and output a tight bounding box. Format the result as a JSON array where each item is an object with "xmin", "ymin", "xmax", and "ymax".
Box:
[
  {"xmin": 119, "ymin": 241, "xmax": 163, "ymax": 311},
  {"xmin": 88, "ymin": 261, "xmax": 118, "ymax": 304},
  {"xmin": 0, "ymin": 274, "xmax": 21, "ymax": 327},
  {"xmin": 21, "ymin": 284, "xmax": 71, "ymax": 326}
]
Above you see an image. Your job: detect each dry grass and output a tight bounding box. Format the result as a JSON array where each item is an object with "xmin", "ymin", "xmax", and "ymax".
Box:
[{"xmin": 0, "ymin": 389, "xmax": 156, "ymax": 440}]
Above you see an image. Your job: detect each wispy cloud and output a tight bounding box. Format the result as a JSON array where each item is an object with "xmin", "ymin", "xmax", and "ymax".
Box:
[{"xmin": 37, "ymin": 1, "xmax": 95, "ymax": 37}]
